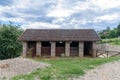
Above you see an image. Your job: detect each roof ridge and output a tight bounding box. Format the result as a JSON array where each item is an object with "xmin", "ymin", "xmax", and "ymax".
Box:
[{"xmin": 26, "ymin": 29, "xmax": 94, "ymax": 30}]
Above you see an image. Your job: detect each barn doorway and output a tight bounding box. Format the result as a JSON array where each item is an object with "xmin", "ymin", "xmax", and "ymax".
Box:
[
  {"xmin": 84, "ymin": 41, "xmax": 92, "ymax": 56},
  {"xmin": 56, "ymin": 41, "xmax": 65, "ymax": 56},
  {"xmin": 27, "ymin": 41, "xmax": 36, "ymax": 57},
  {"xmin": 41, "ymin": 41, "xmax": 51, "ymax": 57},
  {"xmin": 70, "ymin": 41, "xmax": 79, "ymax": 56}
]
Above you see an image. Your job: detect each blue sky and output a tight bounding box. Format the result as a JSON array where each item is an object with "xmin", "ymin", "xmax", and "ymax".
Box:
[{"xmin": 0, "ymin": 0, "xmax": 120, "ymax": 31}]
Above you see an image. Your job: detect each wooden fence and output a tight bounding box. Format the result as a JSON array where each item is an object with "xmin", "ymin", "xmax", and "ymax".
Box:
[{"xmin": 95, "ymin": 44, "xmax": 120, "ymax": 57}]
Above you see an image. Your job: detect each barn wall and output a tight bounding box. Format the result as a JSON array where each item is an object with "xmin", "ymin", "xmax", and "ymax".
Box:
[{"xmin": 22, "ymin": 41, "xmax": 96, "ymax": 58}]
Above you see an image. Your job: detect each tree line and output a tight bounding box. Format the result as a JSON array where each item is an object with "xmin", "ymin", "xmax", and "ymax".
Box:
[{"xmin": 98, "ymin": 23, "xmax": 120, "ymax": 39}]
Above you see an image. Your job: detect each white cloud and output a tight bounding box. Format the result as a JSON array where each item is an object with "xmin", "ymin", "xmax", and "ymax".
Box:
[
  {"xmin": 47, "ymin": 3, "xmax": 74, "ymax": 18},
  {"xmin": 21, "ymin": 22, "xmax": 61, "ymax": 30},
  {"xmin": 0, "ymin": 6, "xmax": 24, "ymax": 22},
  {"xmin": 96, "ymin": 14, "xmax": 120, "ymax": 21},
  {"xmin": 47, "ymin": 8, "xmax": 73, "ymax": 18},
  {"xmin": 46, "ymin": 0, "xmax": 94, "ymax": 18},
  {"xmin": 13, "ymin": 0, "xmax": 31, "ymax": 9},
  {"xmin": 91, "ymin": 0, "xmax": 120, "ymax": 10},
  {"xmin": 1, "ymin": 17, "xmax": 25, "ymax": 22},
  {"xmin": 73, "ymin": 1, "xmax": 94, "ymax": 11}
]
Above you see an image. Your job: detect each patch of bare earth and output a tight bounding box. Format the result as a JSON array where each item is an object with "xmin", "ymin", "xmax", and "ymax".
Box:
[
  {"xmin": 0, "ymin": 57, "xmax": 50, "ymax": 79},
  {"xmin": 72, "ymin": 60, "xmax": 120, "ymax": 80}
]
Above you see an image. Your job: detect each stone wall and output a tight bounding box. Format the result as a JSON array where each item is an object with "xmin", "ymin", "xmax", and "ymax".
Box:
[
  {"xmin": 22, "ymin": 41, "xmax": 87, "ymax": 57},
  {"xmin": 22, "ymin": 42, "xmax": 27, "ymax": 57},
  {"xmin": 36, "ymin": 42, "xmax": 41, "ymax": 56},
  {"xmin": 79, "ymin": 42, "xmax": 84, "ymax": 57},
  {"xmin": 65, "ymin": 42, "xmax": 70, "ymax": 56},
  {"xmin": 51, "ymin": 42, "xmax": 56, "ymax": 57}
]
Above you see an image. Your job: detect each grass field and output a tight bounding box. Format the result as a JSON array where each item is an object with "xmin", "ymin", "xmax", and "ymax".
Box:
[{"xmin": 12, "ymin": 57, "xmax": 120, "ymax": 80}]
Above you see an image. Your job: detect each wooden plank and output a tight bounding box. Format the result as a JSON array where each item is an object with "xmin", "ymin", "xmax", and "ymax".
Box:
[
  {"xmin": 70, "ymin": 47, "xmax": 78, "ymax": 56},
  {"xmin": 41, "ymin": 47, "xmax": 51, "ymax": 56},
  {"xmin": 56, "ymin": 47, "xmax": 65, "ymax": 56}
]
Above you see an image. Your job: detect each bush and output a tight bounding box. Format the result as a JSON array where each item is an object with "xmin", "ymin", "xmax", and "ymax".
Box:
[{"xmin": 0, "ymin": 24, "xmax": 23, "ymax": 60}]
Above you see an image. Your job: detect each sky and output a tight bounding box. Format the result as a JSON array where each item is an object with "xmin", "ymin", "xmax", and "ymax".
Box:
[{"xmin": 0, "ymin": 0, "xmax": 120, "ymax": 31}]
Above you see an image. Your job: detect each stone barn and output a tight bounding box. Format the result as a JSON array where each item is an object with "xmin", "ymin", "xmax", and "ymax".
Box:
[{"xmin": 18, "ymin": 29, "xmax": 101, "ymax": 57}]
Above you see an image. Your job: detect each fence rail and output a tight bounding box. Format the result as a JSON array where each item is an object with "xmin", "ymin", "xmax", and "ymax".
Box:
[{"xmin": 96, "ymin": 44, "xmax": 120, "ymax": 57}]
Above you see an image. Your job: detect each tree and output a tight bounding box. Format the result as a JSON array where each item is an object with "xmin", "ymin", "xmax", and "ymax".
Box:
[
  {"xmin": 98, "ymin": 27, "xmax": 110, "ymax": 39},
  {"xmin": 106, "ymin": 26, "xmax": 110, "ymax": 31},
  {"xmin": 0, "ymin": 23, "xmax": 23, "ymax": 60},
  {"xmin": 109, "ymin": 29, "xmax": 118, "ymax": 38},
  {"xmin": 117, "ymin": 23, "xmax": 120, "ymax": 36},
  {"xmin": 98, "ymin": 25, "xmax": 119, "ymax": 39}
]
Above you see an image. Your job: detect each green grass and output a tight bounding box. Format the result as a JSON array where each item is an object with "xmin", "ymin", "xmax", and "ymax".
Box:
[
  {"xmin": 97, "ymin": 38, "xmax": 120, "ymax": 46},
  {"xmin": 12, "ymin": 57, "xmax": 120, "ymax": 80}
]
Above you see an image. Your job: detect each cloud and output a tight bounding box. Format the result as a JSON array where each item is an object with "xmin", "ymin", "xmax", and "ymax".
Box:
[
  {"xmin": 91, "ymin": 0, "xmax": 120, "ymax": 10},
  {"xmin": 0, "ymin": 0, "xmax": 13, "ymax": 6},
  {"xmin": 1, "ymin": 17, "xmax": 25, "ymax": 23},
  {"xmin": 47, "ymin": 6, "xmax": 74, "ymax": 18},
  {"xmin": 96, "ymin": 14, "xmax": 120, "ymax": 21},
  {"xmin": 0, "ymin": 0, "xmax": 120, "ymax": 31},
  {"xmin": 46, "ymin": 1, "xmax": 73, "ymax": 18},
  {"xmin": 46, "ymin": 0, "xmax": 94, "ymax": 18},
  {"xmin": 21, "ymin": 22, "xmax": 61, "ymax": 30}
]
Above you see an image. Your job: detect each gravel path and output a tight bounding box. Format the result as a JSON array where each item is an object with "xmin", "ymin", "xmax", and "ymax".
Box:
[
  {"xmin": 73, "ymin": 60, "xmax": 120, "ymax": 80},
  {"xmin": 0, "ymin": 57, "xmax": 50, "ymax": 79}
]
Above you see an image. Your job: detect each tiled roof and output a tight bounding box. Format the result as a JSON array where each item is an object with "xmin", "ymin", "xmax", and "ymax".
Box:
[{"xmin": 18, "ymin": 29, "xmax": 101, "ymax": 41}]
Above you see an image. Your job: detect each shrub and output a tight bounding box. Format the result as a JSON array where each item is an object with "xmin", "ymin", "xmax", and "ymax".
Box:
[{"xmin": 0, "ymin": 24, "xmax": 23, "ymax": 60}]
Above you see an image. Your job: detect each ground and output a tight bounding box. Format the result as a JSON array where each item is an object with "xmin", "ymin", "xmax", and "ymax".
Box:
[
  {"xmin": 0, "ymin": 57, "xmax": 50, "ymax": 80},
  {"xmin": 0, "ymin": 57, "xmax": 120, "ymax": 80},
  {"xmin": 12, "ymin": 57, "xmax": 120, "ymax": 80},
  {"xmin": 73, "ymin": 60, "xmax": 120, "ymax": 80}
]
